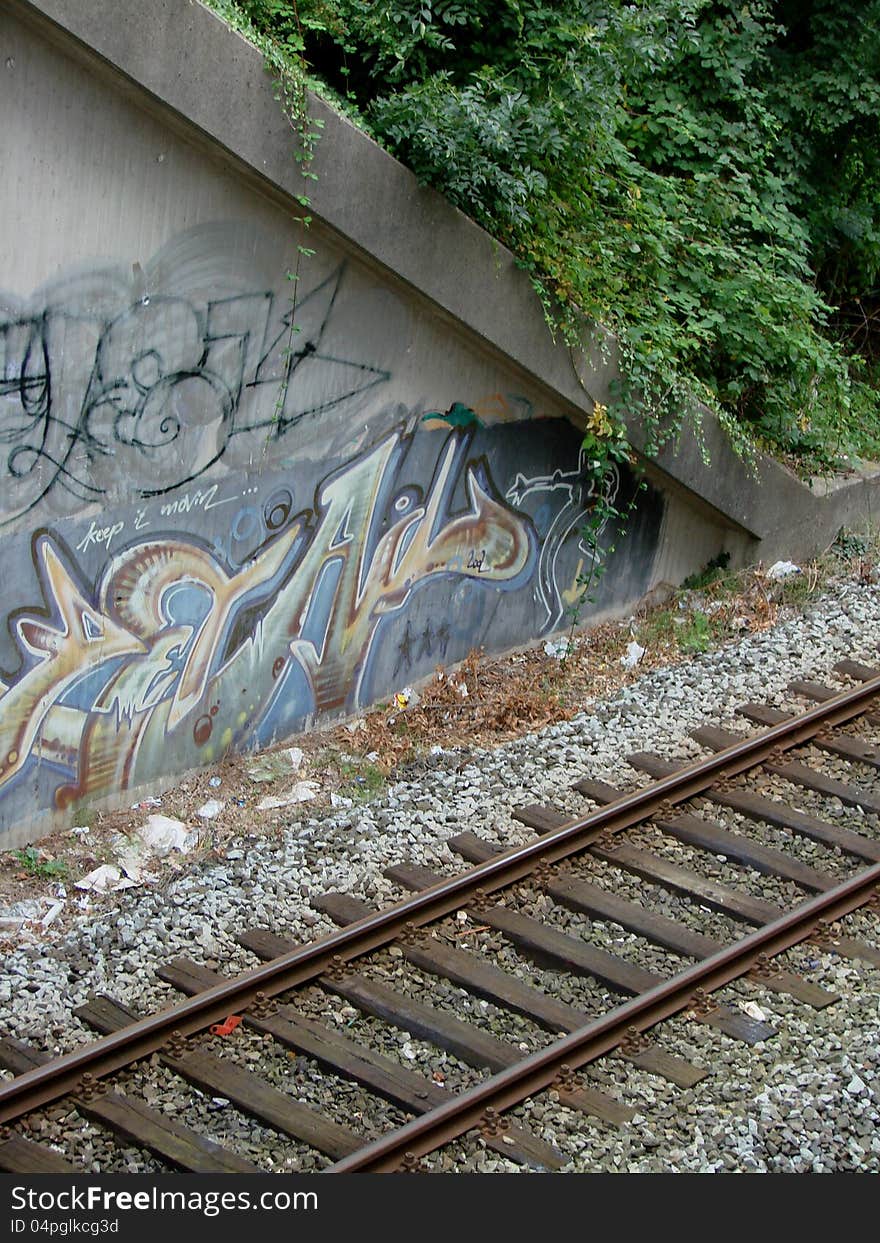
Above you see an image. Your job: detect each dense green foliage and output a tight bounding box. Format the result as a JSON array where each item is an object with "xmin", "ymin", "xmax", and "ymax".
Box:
[{"xmin": 213, "ymin": 0, "xmax": 880, "ymax": 472}]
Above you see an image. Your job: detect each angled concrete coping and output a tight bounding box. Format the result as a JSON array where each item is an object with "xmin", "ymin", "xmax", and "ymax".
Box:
[{"xmin": 12, "ymin": 0, "xmax": 880, "ymax": 560}]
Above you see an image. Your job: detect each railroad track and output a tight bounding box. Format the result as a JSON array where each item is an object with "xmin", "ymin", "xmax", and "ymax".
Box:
[{"xmin": 1, "ymin": 658, "xmax": 880, "ymax": 1174}]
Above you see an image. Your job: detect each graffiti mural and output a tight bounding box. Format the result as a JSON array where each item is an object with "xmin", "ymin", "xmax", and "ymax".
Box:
[
  {"xmin": 0, "ymin": 424, "xmax": 535, "ymax": 815},
  {"xmin": 0, "ymin": 230, "xmax": 665, "ymax": 838}
]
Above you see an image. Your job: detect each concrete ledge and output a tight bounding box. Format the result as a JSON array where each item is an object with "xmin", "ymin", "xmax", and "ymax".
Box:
[{"xmin": 12, "ymin": 0, "xmax": 880, "ymax": 561}]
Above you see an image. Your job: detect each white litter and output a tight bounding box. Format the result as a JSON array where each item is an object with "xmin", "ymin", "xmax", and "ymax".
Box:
[
  {"xmin": 741, "ymin": 1001, "xmax": 767, "ymax": 1022},
  {"xmin": 196, "ymin": 799, "xmax": 225, "ymax": 820},
  {"xmin": 75, "ymin": 865, "xmax": 138, "ymax": 893},
  {"xmin": 40, "ymin": 900, "xmax": 65, "ymax": 929},
  {"xmin": 621, "ymin": 640, "xmax": 646, "ymax": 668},
  {"xmin": 400, "ymin": 1042, "xmax": 417, "ymax": 1060},
  {"xmin": 67, "ymin": 825, "xmax": 90, "ymax": 837},
  {"xmin": 136, "ymin": 814, "xmax": 198, "ymax": 855},
  {"xmin": 257, "ymin": 780, "xmax": 320, "ymax": 811},
  {"xmin": 287, "ymin": 746, "xmax": 305, "ymax": 770},
  {"xmin": 767, "ymin": 560, "xmax": 801, "ymax": 580}
]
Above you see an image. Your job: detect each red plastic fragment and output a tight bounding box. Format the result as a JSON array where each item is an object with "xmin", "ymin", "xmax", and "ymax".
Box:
[{"xmin": 210, "ymin": 1014, "xmax": 244, "ymax": 1036}]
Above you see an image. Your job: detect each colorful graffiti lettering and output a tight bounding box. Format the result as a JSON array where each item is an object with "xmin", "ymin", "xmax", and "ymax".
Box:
[{"xmin": 0, "ymin": 425, "xmax": 533, "ymax": 810}]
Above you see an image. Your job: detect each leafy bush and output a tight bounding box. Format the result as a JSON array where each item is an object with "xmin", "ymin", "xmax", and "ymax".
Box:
[{"xmin": 212, "ymin": 0, "xmax": 880, "ymax": 473}]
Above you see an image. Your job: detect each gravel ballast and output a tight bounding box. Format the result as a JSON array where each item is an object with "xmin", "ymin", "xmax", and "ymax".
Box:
[{"xmin": 1, "ymin": 577, "xmax": 879, "ymax": 1173}]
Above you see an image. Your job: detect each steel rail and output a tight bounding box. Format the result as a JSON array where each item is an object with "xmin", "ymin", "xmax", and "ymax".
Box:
[
  {"xmin": 329, "ymin": 862, "xmax": 880, "ymax": 1172},
  {"xmin": 2, "ymin": 671, "xmax": 879, "ymax": 1124}
]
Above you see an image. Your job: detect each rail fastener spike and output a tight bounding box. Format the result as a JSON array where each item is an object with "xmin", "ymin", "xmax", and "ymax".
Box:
[
  {"xmin": 555, "ymin": 1063, "xmax": 580, "ymax": 1093},
  {"xmin": 620, "ymin": 1025, "xmax": 651, "ymax": 1056},
  {"xmin": 326, "ymin": 954, "xmax": 349, "ymax": 982},
  {"xmin": 400, "ymin": 920, "xmax": 420, "ymax": 947},
  {"xmin": 166, "ymin": 1029, "xmax": 190, "ymax": 1057},
  {"xmin": 750, "ymin": 952, "xmax": 780, "ymax": 982},
  {"xmin": 470, "ymin": 887, "xmax": 491, "ymax": 914},
  {"xmin": 77, "ymin": 1072, "xmax": 106, "ymax": 1102},
  {"xmin": 690, "ymin": 988, "xmax": 716, "ymax": 1017},
  {"xmin": 532, "ymin": 862, "xmax": 552, "ymax": 890},
  {"xmin": 712, "ymin": 771, "xmax": 732, "ymax": 794},
  {"xmin": 400, "ymin": 1151, "xmax": 425, "ymax": 1173},
  {"xmin": 811, "ymin": 917, "xmax": 839, "ymax": 949},
  {"xmin": 480, "ymin": 1106, "xmax": 509, "ymax": 1138},
  {"xmin": 251, "ymin": 991, "xmax": 276, "ymax": 1019}
]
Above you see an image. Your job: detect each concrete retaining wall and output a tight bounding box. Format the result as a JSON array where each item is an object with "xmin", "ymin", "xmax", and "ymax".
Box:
[{"xmin": 0, "ymin": 0, "xmax": 876, "ymax": 845}]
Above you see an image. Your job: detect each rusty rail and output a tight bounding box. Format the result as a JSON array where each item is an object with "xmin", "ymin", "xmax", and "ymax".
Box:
[{"xmin": 2, "ymin": 670, "xmax": 880, "ymax": 1126}]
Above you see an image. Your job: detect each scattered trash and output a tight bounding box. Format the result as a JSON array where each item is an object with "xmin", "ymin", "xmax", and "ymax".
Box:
[
  {"xmin": 130, "ymin": 796, "xmax": 162, "ymax": 810},
  {"xmin": 767, "ymin": 559, "xmax": 801, "ymax": 580},
  {"xmin": 256, "ymin": 780, "xmax": 320, "ymax": 811},
  {"xmin": 40, "ymin": 900, "xmax": 65, "ymax": 929},
  {"xmin": 0, "ymin": 899, "xmax": 45, "ymax": 929},
  {"xmin": 741, "ymin": 1000, "xmax": 767, "ymax": 1022},
  {"xmin": 621, "ymin": 640, "xmax": 646, "ymax": 668},
  {"xmin": 196, "ymin": 799, "xmax": 225, "ymax": 820},
  {"xmin": 208, "ymin": 776, "xmax": 222, "ymax": 788},
  {"xmin": 67, "ymin": 825, "xmax": 90, "ymax": 837},
  {"xmin": 210, "ymin": 1015, "xmax": 243, "ymax": 1037},
  {"xmin": 366, "ymin": 751, "xmax": 380, "ymax": 762},
  {"xmin": 400, "ymin": 1041, "xmax": 417, "ymax": 1060},
  {"xmin": 543, "ymin": 639, "xmax": 572, "ymax": 660},
  {"xmin": 455, "ymin": 682, "xmax": 469, "ymax": 698},
  {"xmin": 330, "ymin": 792, "xmax": 354, "ymax": 809},
  {"xmin": 136, "ymin": 814, "xmax": 198, "ymax": 856},
  {"xmin": 75, "ymin": 865, "xmax": 138, "ymax": 894},
  {"xmin": 456, "ymin": 911, "xmax": 468, "ymax": 924},
  {"xmin": 287, "ymin": 746, "xmax": 304, "ymax": 770},
  {"xmin": 210, "ymin": 1097, "xmax": 230, "ymax": 1109},
  {"xmin": 345, "ymin": 717, "xmax": 367, "ymax": 734}
]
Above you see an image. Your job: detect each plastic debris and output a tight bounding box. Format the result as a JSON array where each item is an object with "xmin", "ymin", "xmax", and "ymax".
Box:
[
  {"xmin": 75, "ymin": 864, "xmax": 138, "ymax": 893},
  {"xmin": 621, "ymin": 640, "xmax": 646, "ymax": 668},
  {"xmin": 40, "ymin": 899, "xmax": 65, "ymax": 929},
  {"xmin": 256, "ymin": 780, "xmax": 320, "ymax": 812},
  {"xmin": 67, "ymin": 825, "xmax": 90, "ymax": 837},
  {"xmin": 130, "ymin": 796, "xmax": 162, "ymax": 810},
  {"xmin": 210, "ymin": 1015, "xmax": 243, "ymax": 1037},
  {"xmin": 288, "ymin": 746, "xmax": 305, "ymax": 770},
  {"xmin": 136, "ymin": 814, "xmax": 198, "ymax": 855},
  {"xmin": 767, "ymin": 559, "xmax": 801, "ymax": 580},
  {"xmin": 400, "ymin": 1041, "xmax": 417, "ymax": 1060},
  {"xmin": 196, "ymin": 799, "xmax": 225, "ymax": 820},
  {"xmin": 741, "ymin": 1000, "xmax": 767, "ymax": 1022},
  {"xmin": 209, "ymin": 776, "xmax": 222, "ymax": 787}
]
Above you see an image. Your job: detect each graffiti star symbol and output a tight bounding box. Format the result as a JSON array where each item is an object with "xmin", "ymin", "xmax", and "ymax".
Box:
[{"xmin": 394, "ymin": 620, "xmax": 416, "ymax": 675}]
